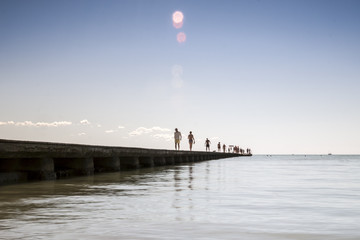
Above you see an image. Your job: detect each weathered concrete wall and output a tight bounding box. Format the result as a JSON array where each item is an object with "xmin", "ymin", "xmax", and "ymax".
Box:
[
  {"xmin": 0, "ymin": 139, "xmax": 251, "ymax": 185},
  {"xmin": 139, "ymin": 156, "xmax": 154, "ymax": 168},
  {"xmin": 54, "ymin": 157, "xmax": 94, "ymax": 177},
  {"xmin": 0, "ymin": 157, "xmax": 56, "ymax": 181},
  {"xmin": 94, "ymin": 157, "xmax": 120, "ymax": 173}
]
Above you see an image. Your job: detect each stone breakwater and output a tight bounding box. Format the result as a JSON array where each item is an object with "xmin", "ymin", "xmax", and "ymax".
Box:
[{"xmin": 0, "ymin": 139, "xmax": 251, "ymax": 185}]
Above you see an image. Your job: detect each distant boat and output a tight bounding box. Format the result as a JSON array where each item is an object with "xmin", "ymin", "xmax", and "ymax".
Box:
[{"xmin": 328, "ymin": 153, "xmax": 332, "ymax": 155}]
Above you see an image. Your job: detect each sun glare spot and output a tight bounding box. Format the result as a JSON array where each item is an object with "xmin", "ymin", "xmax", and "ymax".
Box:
[{"xmin": 177, "ymin": 32, "xmax": 186, "ymax": 43}]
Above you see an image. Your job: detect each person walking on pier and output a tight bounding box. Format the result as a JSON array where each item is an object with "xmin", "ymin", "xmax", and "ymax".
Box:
[
  {"xmin": 174, "ymin": 128, "xmax": 182, "ymax": 150},
  {"xmin": 205, "ymin": 138, "xmax": 211, "ymax": 152},
  {"xmin": 223, "ymin": 144, "xmax": 226, "ymax": 153},
  {"xmin": 217, "ymin": 142, "xmax": 221, "ymax": 152},
  {"xmin": 188, "ymin": 131, "xmax": 195, "ymax": 151}
]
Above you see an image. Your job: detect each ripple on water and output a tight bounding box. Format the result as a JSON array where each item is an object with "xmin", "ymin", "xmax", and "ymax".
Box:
[{"xmin": 1, "ymin": 156, "xmax": 360, "ymax": 240}]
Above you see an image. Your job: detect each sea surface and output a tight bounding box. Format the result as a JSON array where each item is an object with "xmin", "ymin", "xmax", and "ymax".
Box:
[{"xmin": 1, "ymin": 155, "xmax": 360, "ymax": 240}]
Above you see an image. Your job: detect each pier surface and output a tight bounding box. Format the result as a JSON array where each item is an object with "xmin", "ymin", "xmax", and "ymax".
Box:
[{"xmin": 0, "ymin": 139, "xmax": 251, "ymax": 185}]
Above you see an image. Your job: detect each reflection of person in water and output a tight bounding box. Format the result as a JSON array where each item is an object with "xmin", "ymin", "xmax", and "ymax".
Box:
[
  {"xmin": 205, "ymin": 138, "xmax": 211, "ymax": 152},
  {"xmin": 188, "ymin": 131, "xmax": 195, "ymax": 151}
]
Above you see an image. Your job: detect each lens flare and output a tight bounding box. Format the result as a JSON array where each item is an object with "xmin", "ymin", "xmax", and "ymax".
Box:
[
  {"xmin": 177, "ymin": 32, "xmax": 186, "ymax": 43},
  {"xmin": 173, "ymin": 21, "xmax": 183, "ymax": 29},
  {"xmin": 172, "ymin": 11, "xmax": 184, "ymax": 24},
  {"xmin": 172, "ymin": 11, "xmax": 184, "ymax": 29},
  {"xmin": 171, "ymin": 64, "xmax": 184, "ymax": 88}
]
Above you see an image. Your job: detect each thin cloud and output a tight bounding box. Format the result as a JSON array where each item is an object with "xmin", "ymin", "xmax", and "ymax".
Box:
[
  {"xmin": 80, "ymin": 119, "xmax": 91, "ymax": 125},
  {"xmin": 118, "ymin": 125, "xmax": 125, "ymax": 129},
  {"xmin": 0, "ymin": 121, "xmax": 72, "ymax": 127},
  {"xmin": 152, "ymin": 126, "xmax": 171, "ymax": 132},
  {"xmin": 78, "ymin": 133, "xmax": 86, "ymax": 136},
  {"xmin": 105, "ymin": 130, "xmax": 116, "ymax": 133},
  {"xmin": 153, "ymin": 133, "xmax": 173, "ymax": 141},
  {"xmin": 129, "ymin": 126, "xmax": 171, "ymax": 136},
  {"xmin": 0, "ymin": 121, "xmax": 14, "ymax": 126},
  {"xmin": 129, "ymin": 127, "xmax": 152, "ymax": 136}
]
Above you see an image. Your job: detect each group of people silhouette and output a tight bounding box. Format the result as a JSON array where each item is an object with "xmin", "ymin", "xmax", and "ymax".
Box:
[{"xmin": 174, "ymin": 128, "xmax": 251, "ymax": 154}]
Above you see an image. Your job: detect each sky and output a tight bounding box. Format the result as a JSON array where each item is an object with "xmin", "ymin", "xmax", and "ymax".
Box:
[{"xmin": 1, "ymin": 0, "xmax": 359, "ymax": 154}]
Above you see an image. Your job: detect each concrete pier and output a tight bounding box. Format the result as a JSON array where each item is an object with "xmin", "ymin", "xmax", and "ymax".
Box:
[
  {"xmin": 139, "ymin": 156, "xmax": 154, "ymax": 168},
  {"xmin": 120, "ymin": 156, "xmax": 139, "ymax": 170},
  {"xmin": 0, "ymin": 139, "xmax": 251, "ymax": 185},
  {"xmin": 154, "ymin": 156, "xmax": 166, "ymax": 166},
  {"xmin": 94, "ymin": 157, "xmax": 121, "ymax": 173}
]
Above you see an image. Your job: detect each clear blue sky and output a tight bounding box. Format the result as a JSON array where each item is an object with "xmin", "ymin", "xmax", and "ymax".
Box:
[{"xmin": 1, "ymin": 0, "xmax": 359, "ymax": 154}]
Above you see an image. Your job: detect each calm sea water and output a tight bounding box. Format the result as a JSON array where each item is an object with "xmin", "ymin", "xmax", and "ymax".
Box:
[{"xmin": 1, "ymin": 155, "xmax": 360, "ymax": 240}]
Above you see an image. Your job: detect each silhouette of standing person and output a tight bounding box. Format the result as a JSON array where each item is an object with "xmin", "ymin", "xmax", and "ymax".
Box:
[
  {"xmin": 217, "ymin": 142, "xmax": 221, "ymax": 152},
  {"xmin": 174, "ymin": 128, "xmax": 182, "ymax": 150},
  {"xmin": 205, "ymin": 138, "xmax": 211, "ymax": 152},
  {"xmin": 188, "ymin": 131, "xmax": 195, "ymax": 151},
  {"xmin": 223, "ymin": 144, "xmax": 226, "ymax": 153}
]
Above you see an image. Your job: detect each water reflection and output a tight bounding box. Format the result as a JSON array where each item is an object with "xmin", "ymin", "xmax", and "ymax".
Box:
[
  {"xmin": 188, "ymin": 164, "xmax": 193, "ymax": 190},
  {"xmin": 205, "ymin": 161, "xmax": 210, "ymax": 190},
  {"xmin": 1, "ymin": 157, "xmax": 360, "ymax": 240}
]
